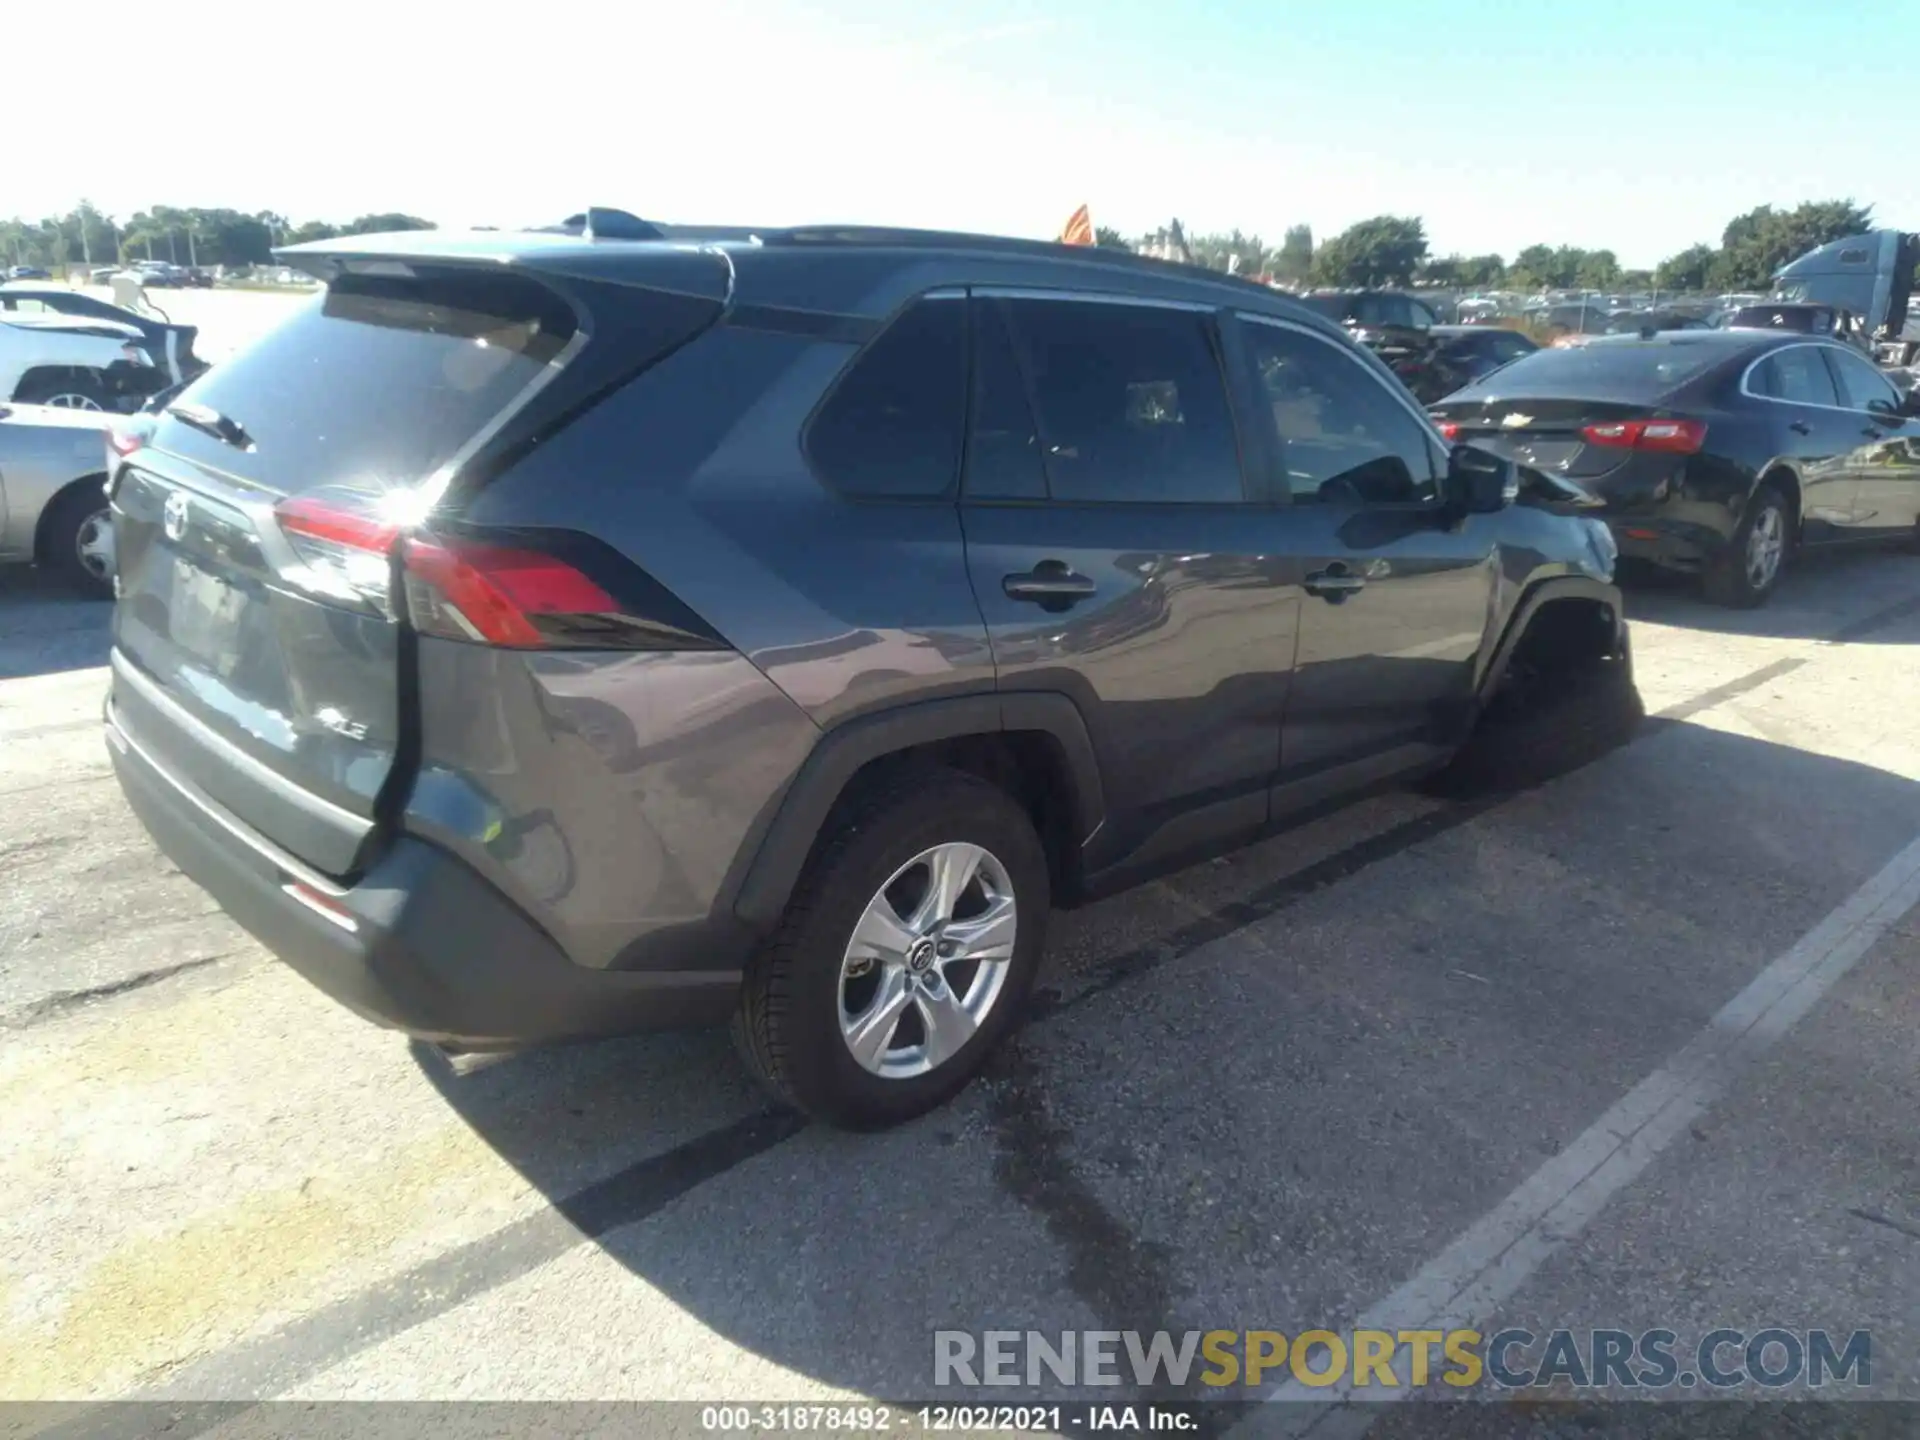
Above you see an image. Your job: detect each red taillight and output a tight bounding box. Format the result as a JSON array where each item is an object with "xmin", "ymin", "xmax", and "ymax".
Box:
[
  {"xmin": 1436, "ymin": 421, "xmax": 1460, "ymax": 440},
  {"xmin": 107, "ymin": 423, "xmax": 147, "ymax": 457},
  {"xmin": 272, "ymin": 494, "xmax": 403, "ymax": 611},
  {"xmin": 271, "ymin": 494, "xmax": 621, "ymax": 647},
  {"xmin": 274, "ymin": 495, "xmax": 402, "ymax": 552},
  {"xmin": 402, "ymin": 536, "xmax": 619, "ymax": 648},
  {"xmin": 1579, "ymin": 418, "xmax": 1707, "ymax": 454}
]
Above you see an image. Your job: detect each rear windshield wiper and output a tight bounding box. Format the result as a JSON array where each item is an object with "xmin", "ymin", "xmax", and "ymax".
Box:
[{"xmin": 166, "ymin": 401, "xmax": 254, "ymax": 451}]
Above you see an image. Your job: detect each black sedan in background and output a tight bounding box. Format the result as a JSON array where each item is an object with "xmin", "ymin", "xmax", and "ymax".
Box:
[
  {"xmin": 1428, "ymin": 323, "xmax": 1537, "ymax": 384},
  {"xmin": 1297, "ymin": 291, "xmax": 1539, "ymax": 401},
  {"xmin": 1431, "ymin": 330, "xmax": 1920, "ymax": 606}
]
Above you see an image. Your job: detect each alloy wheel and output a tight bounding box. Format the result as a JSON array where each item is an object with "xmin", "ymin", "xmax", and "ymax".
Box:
[
  {"xmin": 73, "ymin": 509, "xmax": 115, "ymax": 580},
  {"xmin": 838, "ymin": 842, "xmax": 1017, "ymax": 1079},
  {"xmin": 44, "ymin": 392, "xmax": 105, "ymax": 411},
  {"xmin": 1745, "ymin": 503, "xmax": 1784, "ymax": 592}
]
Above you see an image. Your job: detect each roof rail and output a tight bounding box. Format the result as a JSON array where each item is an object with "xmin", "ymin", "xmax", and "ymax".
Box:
[
  {"xmin": 763, "ymin": 224, "xmax": 1278, "ymax": 295},
  {"xmin": 516, "ymin": 213, "xmax": 1282, "ymax": 296}
]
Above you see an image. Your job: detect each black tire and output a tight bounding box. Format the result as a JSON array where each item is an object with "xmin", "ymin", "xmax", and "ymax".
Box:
[
  {"xmin": 40, "ymin": 483, "xmax": 116, "ymax": 599},
  {"xmin": 733, "ymin": 764, "xmax": 1051, "ymax": 1130},
  {"xmin": 1703, "ymin": 482, "xmax": 1791, "ymax": 608},
  {"xmin": 16, "ymin": 371, "xmax": 109, "ymax": 411}
]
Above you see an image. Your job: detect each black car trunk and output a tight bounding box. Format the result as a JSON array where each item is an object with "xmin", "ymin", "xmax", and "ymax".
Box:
[
  {"xmin": 1431, "ymin": 339, "xmax": 1730, "ymax": 482},
  {"xmin": 107, "ymin": 251, "xmax": 728, "ymax": 878},
  {"xmin": 1434, "ymin": 397, "xmax": 1658, "ymax": 478}
]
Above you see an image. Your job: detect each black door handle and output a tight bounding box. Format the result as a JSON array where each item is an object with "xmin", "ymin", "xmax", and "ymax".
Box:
[
  {"xmin": 1305, "ymin": 563, "xmax": 1367, "ymax": 601},
  {"xmin": 1004, "ymin": 560, "xmax": 1097, "ymax": 607},
  {"xmin": 1788, "ymin": 421, "xmax": 1812, "ymax": 436}
]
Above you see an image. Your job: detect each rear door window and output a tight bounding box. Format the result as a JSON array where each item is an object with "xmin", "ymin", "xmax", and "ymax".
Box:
[
  {"xmin": 998, "ymin": 297, "xmax": 1245, "ymax": 504},
  {"xmin": 808, "ymin": 295, "xmax": 965, "ymax": 498},
  {"xmin": 1750, "ymin": 347, "xmax": 1840, "ymax": 407}
]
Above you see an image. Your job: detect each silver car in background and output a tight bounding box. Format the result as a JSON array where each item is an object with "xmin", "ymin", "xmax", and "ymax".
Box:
[{"xmin": 0, "ymin": 401, "xmax": 117, "ymax": 596}]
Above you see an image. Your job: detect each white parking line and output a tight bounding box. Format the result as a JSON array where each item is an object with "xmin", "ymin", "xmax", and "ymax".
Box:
[{"xmin": 1239, "ymin": 827, "xmax": 1920, "ymax": 1437}]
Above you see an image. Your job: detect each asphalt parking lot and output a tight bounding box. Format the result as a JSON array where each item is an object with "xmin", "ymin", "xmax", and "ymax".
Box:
[{"xmin": 4, "ymin": 483, "xmax": 1920, "ymax": 1422}]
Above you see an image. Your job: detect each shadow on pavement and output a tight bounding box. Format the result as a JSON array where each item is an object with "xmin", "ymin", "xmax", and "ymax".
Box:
[
  {"xmin": 0, "ymin": 567, "xmax": 111, "ymax": 679},
  {"xmin": 410, "ymin": 660, "xmax": 1920, "ymax": 1404}
]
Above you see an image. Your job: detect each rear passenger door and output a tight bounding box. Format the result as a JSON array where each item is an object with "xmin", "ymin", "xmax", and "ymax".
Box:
[
  {"xmin": 1742, "ymin": 344, "xmax": 1860, "ymax": 537},
  {"xmin": 959, "ymin": 291, "xmax": 1295, "ymax": 874},
  {"xmin": 1236, "ymin": 314, "xmax": 1499, "ymax": 787},
  {"xmin": 1821, "ymin": 344, "xmax": 1920, "ymax": 538}
]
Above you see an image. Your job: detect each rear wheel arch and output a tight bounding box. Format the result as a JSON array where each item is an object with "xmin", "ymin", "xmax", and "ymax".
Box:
[
  {"xmin": 730, "ymin": 693, "xmax": 1106, "ymax": 931},
  {"xmin": 1755, "ymin": 464, "xmax": 1801, "ymax": 535},
  {"xmin": 14, "ymin": 363, "xmax": 107, "ymax": 393},
  {"xmin": 33, "ymin": 472, "xmax": 111, "ymax": 562}
]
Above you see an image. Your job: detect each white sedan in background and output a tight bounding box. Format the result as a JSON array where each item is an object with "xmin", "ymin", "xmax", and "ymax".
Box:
[{"xmin": 0, "ymin": 400, "xmax": 120, "ymax": 597}]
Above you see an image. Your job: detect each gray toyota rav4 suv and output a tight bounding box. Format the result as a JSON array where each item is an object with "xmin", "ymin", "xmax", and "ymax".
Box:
[{"xmin": 105, "ymin": 216, "xmax": 1628, "ymax": 1128}]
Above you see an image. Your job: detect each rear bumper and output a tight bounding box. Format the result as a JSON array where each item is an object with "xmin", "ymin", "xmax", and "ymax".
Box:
[
  {"xmin": 1606, "ymin": 517, "xmax": 1715, "ymax": 572},
  {"xmin": 107, "ymin": 706, "xmax": 740, "ymax": 1048}
]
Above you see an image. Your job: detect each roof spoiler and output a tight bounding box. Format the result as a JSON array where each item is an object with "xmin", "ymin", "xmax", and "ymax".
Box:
[{"xmin": 541, "ymin": 208, "xmax": 667, "ymax": 241}]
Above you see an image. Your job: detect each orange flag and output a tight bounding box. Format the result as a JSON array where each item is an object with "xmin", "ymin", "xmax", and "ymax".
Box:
[{"xmin": 1059, "ymin": 204, "xmax": 1094, "ymax": 246}]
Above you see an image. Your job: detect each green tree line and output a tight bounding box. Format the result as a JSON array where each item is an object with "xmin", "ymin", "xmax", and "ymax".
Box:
[
  {"xmin": 6, "ymin": 197, "xmax": 1889, "ymax": 295},
  {"xmin": 1, "ymin": 202, "xmax": 435, "ymax": 270},
  {"xmin": 1102, "ymin": 198, "xmax": 1885, "ymax": 294}
]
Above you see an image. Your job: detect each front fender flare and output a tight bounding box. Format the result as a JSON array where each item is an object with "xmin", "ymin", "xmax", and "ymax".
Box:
[{"xmin": 1474, "ymin": 574, "xmax": 1629, "ymax": 706}]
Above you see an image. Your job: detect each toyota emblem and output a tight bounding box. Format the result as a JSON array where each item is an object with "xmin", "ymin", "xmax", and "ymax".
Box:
[{"xmin": 163, "ymin": 490, "xmax": 191, "ymax": 543}]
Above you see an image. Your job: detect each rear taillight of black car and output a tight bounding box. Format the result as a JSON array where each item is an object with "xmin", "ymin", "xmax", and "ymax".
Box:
[
  {"xmin": 1579, "ymin": 418, "xmax": 1707, "ymax": 453},
  {"xmin": 272, "ymin": 494, "xmax": 721, "ymax": 652}
]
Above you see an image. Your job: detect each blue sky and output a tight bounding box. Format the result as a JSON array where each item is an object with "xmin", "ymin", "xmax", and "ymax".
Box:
[{"xmin": 16, "ymin": 0, "xmax": 1911, "ymax": 268}]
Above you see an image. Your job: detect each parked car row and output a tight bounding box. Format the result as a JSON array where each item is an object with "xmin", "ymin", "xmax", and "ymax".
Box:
[
  {"xmin": 0, "ymin": 280, "xmax": 211, "ymax": 599},
  {"xmin": 1296, "ymin": 289, "xmax": 1540, "ymax": 401},
  {"xmin": 1, "ymin": 281, "xmax": 207, "ymax": 388},
  {"xmin": 4, "ymin": 211, "xmax": 1904, "ymax": 1129}
]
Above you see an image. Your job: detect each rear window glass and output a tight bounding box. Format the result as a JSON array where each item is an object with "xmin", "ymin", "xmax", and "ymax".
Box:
[
  {"xmin": 1298, "ymin": 295, "xmax": 1356, "ymax": 321},
  {"xmin": 1729, "ymin": 306, "xmax": 1828, "ymax": 333},
  {"xmin": 807, "ymin": 296, "xmax": 964, "ymax": 498},
  {"xmin": 157, "ymin": 271, "xmax": 577, "ymax": 494},
  {"xmin": 1458, "ymin": 340, "xmax": 1725, "ymax": 399}
]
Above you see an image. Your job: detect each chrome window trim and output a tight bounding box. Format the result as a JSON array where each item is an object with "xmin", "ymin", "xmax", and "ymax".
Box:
[
  {"xmin": 969, "ymin": 285, "xmax": 1216, "ymax": 314},
  {"xmin": 1737, "ymin": 340, "xmax": 1890, "ymax": 416}
]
